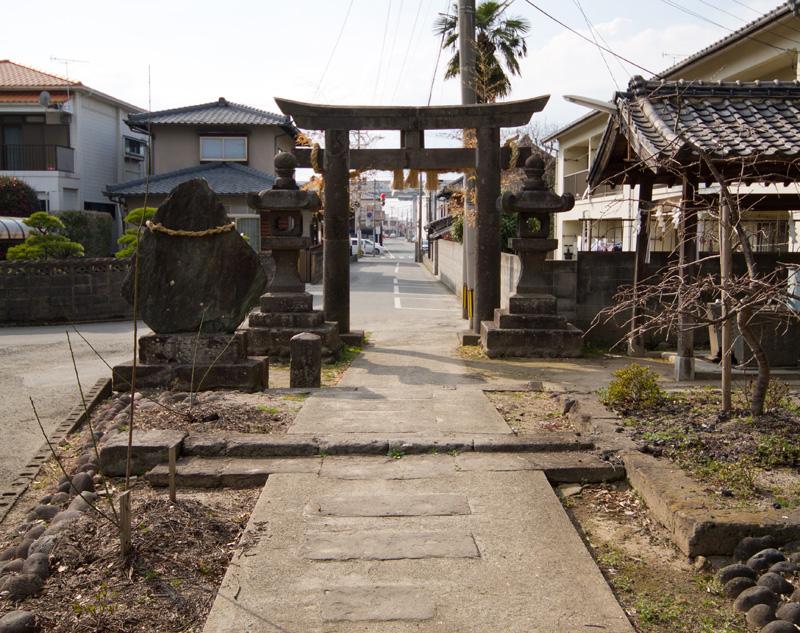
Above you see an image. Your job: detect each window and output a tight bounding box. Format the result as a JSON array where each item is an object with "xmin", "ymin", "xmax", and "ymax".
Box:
[
  {"xmin": 124, "ymin": 137, "xmax": 146, "ymax": 160},
  {"xmin": 200, "ymin": 136, "xmax": 247, "ymax": 161}
]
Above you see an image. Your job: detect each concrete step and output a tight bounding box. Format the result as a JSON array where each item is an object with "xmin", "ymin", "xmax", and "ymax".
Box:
[
  {"xmin": 146, "ymin": 451, "xmax": 623, "ymax": 489},
  {"xmin": 480, "ymin": 320, "xmax": 583, "ymax": 359}
]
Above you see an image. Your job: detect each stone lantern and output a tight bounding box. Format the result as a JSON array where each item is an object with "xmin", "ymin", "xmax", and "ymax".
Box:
[
  {"xmin": 480, "ymin": 155, "xmax": 583, "ymax": 358},
  {"xmin": 246, "ymin": 152, "xmax": 341, "ymax": 357}
]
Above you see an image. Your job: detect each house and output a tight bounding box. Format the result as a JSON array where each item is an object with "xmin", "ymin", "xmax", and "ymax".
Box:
[
  {"xmin": 105, "ymin": 98, "xmax": 298, "ymax": 249},
  {"xmin": 0, "ymin": 60, "xmax": 147, "ymax": 224},
  {"xmin": 546, "ymin": 3, "xmax": 800, "ymax": 259}
]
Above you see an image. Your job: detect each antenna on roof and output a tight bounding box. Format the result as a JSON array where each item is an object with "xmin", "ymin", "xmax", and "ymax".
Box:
[
  {"xmin": 50, "ymin": 56, "xmax": 88, "ymax": 106},
  {"xmin": 661, "ymin": 52, "xmax": 688, "ymax": 64}
]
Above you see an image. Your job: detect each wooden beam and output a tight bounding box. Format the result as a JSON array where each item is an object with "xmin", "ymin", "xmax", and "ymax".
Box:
[
  {"xmin": 275, "ymin": 95, "xmax": 550, "ymax": 130},
  {"xmin": 294, "ymin": 146, "xmax": 535, "ymax": 171},
  {"xmin": 628, "ymin": 178, "xmax": 653, "ymax": 357}
]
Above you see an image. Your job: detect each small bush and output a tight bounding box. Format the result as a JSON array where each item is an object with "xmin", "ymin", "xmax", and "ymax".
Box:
[
  {"xmin": 600, "ymin": 364, "xmax": 665, "ymax": 412},
  {"xmin": 0, "ymin": 176, "xmax": 39, "ymax": 217},
  {"xmin": 6, "ymin": 211, "xmax": 84, "ymax": 260},
  {"xmin": 59, "ymin": 210, "xmax": 113, "ymax": 257}
]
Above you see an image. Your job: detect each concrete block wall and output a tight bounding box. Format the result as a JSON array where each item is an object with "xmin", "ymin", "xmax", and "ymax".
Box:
[
  {"xmin": 436, "ymin": 239, "xmax": 464, "ymax": 298},
  {"xmin": 0, "ymin": 258, "xmax": 133, "ymax": 325}
]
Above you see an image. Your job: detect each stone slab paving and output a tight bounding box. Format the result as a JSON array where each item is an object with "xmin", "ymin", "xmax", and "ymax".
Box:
[{"xmin": 202, "ymin": 465, "xmax": 634, "ymax": 632}]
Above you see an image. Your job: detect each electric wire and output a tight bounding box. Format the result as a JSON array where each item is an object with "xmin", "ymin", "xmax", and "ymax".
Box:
[
  {"xmin": 427, "ymin": 0, "xmax": 451, "ymax": 106},
  {"xmin": 380, "ymin": 0, "xmax": 405, "ymax": 99},
  {"xmin": 312, "ymin": 0, "xmax": 356, "ymax": 100},
  {"xmin": 572, "ymin": 0, "xmax": 621, "ymax": 89},
  {"xmin": 372, "ymin": 0, "xmax": 394, "ymax": 104},
  {"xmin": 392, "ymin": 0, "xmax": 425, "ymax": 101},
  {"xmin": 521, "ymin": 0, "xmax": 660, "ymax": 76}
]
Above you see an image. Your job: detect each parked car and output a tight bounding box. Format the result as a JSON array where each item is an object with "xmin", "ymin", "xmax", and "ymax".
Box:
[
  {"xmin": 372, "ymin": 241, "xmax": 387, "ymax": 255},
  {"xmin": 350, "ymin": 237, "xmax": 359, "ymax": 255},
  {"xmin": 362, "ymin": 239, "xmax": 384, "ymax": 255}
]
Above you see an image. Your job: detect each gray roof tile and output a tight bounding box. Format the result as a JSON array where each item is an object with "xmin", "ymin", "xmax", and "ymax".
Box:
[
  {"xmin": 128, "ymin": 97, "xmax": 296, "ymax": 131},
  {"xmin": 105, "ymin": 162, "xmax": 275, "ymax": 197}
]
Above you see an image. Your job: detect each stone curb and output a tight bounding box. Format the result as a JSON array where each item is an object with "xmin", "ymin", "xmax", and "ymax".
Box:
[
  {"xmin": 0, "ymin": 377, "xmax": 111, "ymax": 525},
  {"xmin": 181, "ymin": 432, "xmax": 594, "ymax": 458},
  {"xmin": 623, "ymin": 451, "xmax": 800, "ymax": 557}
]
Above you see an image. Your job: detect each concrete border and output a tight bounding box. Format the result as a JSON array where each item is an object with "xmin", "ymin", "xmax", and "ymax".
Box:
[
  {"xmin": 0, "ymin": 377, "xmax": 111, "ymax": 524},
  {"xmin": 623, "ymin": 451, "xmax": 800, "ymax": 557}
]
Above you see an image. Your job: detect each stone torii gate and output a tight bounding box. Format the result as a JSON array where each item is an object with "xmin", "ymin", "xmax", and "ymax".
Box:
[{"xmin": 273, "ymin": 97, "xmax": 550, "ymax": 341}]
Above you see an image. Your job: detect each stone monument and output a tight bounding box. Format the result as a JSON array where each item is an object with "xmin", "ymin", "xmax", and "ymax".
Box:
[
  {"xmin": 481, "ymin": 156, "xmax": 583, "ymax": 358},
  {"xmin": 113, "ymin": 179, "xmax": 268, "ymax": 391},
  {"xmin": 246, "ymin": 152, "xmax": 341, "ymax": 358}
]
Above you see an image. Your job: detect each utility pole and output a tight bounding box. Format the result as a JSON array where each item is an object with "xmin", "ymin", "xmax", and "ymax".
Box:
[{"xmin": 459, "ymin": 0, "xmax": 478, "ymax": 338}]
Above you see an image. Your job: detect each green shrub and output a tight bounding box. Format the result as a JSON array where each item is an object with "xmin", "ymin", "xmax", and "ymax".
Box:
[
  {"xmin": 58, "ymin": 210, "xmax": 113, "ymax": 257},
  {"xmin": 450, "ymin": 214, "xmax": 463, "ymax": 243},
  {"xmin": 600, "ymin": 363, "xmax": 665, "ymax": 412},
  {"xmin": 0, "ymin": 176, "xmax": 39, "ymax": 217},
  {"xmin": 6, "ymin": 211, "xmax": 84, "ymax": 260},
  {"xmin": 116, "ymin": 206, "xmax": 156, "ymax": 258}
]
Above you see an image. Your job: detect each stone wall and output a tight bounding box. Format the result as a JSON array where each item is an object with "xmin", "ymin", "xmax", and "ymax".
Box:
[
  {"xmin": 436, "ymin": 239, "xmax": 464, "ymax": 298},
  {"xmin": 0, "ymin": 257, "xmax": 132, "ymax": 325}
]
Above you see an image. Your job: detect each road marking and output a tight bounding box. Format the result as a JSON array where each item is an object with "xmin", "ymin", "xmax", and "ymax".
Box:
[
  {"xmin": 386, "ymin": 250, "xmax": 396, "ymax": 259},
  {"xmin": 394, "ymin": 264, "xmax": 400, "ymax": 274}
]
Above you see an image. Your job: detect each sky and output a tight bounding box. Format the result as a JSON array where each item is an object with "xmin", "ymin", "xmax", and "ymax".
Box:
[{"xmin": 1, "ymin": 0, "xmax": 784, "ymax": 135}]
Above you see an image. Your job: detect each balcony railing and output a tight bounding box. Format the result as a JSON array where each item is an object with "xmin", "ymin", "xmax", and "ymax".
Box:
[
  {"xmin": 563, "ymin": 169, "xmax": 616, "ymax": 198},
  {"xmin": 0, "ymin": 145, "xmax": 75, "ymax": 173}
]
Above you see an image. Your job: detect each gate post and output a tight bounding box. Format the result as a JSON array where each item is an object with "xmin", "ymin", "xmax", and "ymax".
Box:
[
  {"xmin": 323, "ymin": 129, "xmax": 351, "ymax": 334},
  {"xmin": 474, "ymin": 126, "xmax": 501, "ymax": 332}
]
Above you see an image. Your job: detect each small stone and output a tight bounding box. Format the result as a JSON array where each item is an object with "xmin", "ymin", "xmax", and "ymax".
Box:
[
  {"xmin": 724, "ymin": 576, "xmax": 756, "ymax": 599},
  {"xmin": 14, "ymin": 538, "xmax": 33, "ymax": 560},
  {"xmin": 735, "ymin": 585, "xmax": 780, "ymax": 612},
  {"xmin": 200, "ymin": 412, "xmax": 220, "ymax": 422},
  {"xmin": 31, "ymin": 504, "xmax": 59, "ymax": 521},
  {"xmin": 76, "ymin": 453, "xmax": 92, "ymax": 467},
  {"xmin": 56, "ymin": 480, "xmax": 71, "ymax": 493},
  {"xmin": 69, "ymin": 472, "xmax": 94, "ymax": 494},
  {"xmin": 776, "ymin": 602, "xmax": 800, "ymax": 624},
  {"xmin": 558, "ymin": 484, "xmax": 583, "ymax": 498},
  {"xmin": 21, "ymin": 553, "xmax": 49, "ymax": 579},
  {"xmin": 735, "ymin": 535, "xmax": 777, "ymax": 562},
  {"xmin": 37, "ymin": 494, "xmax": 52, "ymax": 505},
  {"xmin": 720, "ymin": 488, "xmax": 734, "ymax": 497},
  {"xmin": 693, "ymin": 555, "xmax": 710, "ymax": 572},
  {"xmin": 761, "ymin": 621, "xmax": 800, "ymax": 633},
  {"xmin": 562, "ymin": 398, "xmax": 577, "ymax": 415},
  {"xmin": 792, "ymin": 587, "xmax": 800, "ymax": 602},
  {"xmin": 0, "ymin": 610, "xmax": 36, "ymax": 633},
  {"xmin": 782, "ymin": 541, "xmax": 800, "ymax": 555},
  {"xmin": 79, "ymin": 463, "xmax": 97, "ymax": 473},
  {"xmin": 758, "ymin": 572, "xmax": 795, "ymax": 596},
  {"xmin": 0, "ymin": 573, "xmax": 43, "ymax": 601},
  {"xmin": 28, "ymin": 534, "xmax": 57, "ymax": 557},
  {"xmin": 49, "ymin": 492, "xmax": 69, "ymax": 506},
  {"xmin": 68, "ymin": 491, "xmax": 97, "ymax": 513},
  {"xmin": 1, "ymin": 559, "xmax": 23, "ymax": 574},
  {"xmin": 718, "ymin": 563, "xmax": 758, "ymax": 585},
  {"xmin": 790, "ymin": 552, "xmax": 800, "ymax": 564},
  {"xmin": 22, "ymin": 525, "xmax": 44, "ymax": 542},
  {"xmin": 769, "ymin": 561, "xmax": 798, "ymax": 576},
  {"xmin": 746, "ymin": 603, "xmax": 775, "ymax": 630},
  {"xmin": 0, "ymin": 547, "xmax": 15, "ymax": 562},
  {"xmin": 50, "ymin": 510, "xmax": 83, "ymax": 526}
]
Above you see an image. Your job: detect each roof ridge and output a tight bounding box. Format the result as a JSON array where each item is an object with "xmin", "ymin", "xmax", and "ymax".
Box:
[
  {"xmin": 628, "ymin": 74, "xmax": 800, "ymax": 98},
  {"xmin": 128, "ymin": 98, "xmax": 290, "ymax": 123},
  {"xmin": 106, "ymin": 161, "xmax": 274, "ymax": 193},
  {"xmin": 0, "ymin": 59, "xmax": 81, "ymax": 86}
]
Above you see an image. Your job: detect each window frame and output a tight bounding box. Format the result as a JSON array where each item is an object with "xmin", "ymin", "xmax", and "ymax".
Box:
[
  {"xmin": 124, "ymin": 136, "xmax": 147, "ymax": 161},
  {"xmin": 199, "ymin": 135, "xmax": 248, "ymax": 162}
]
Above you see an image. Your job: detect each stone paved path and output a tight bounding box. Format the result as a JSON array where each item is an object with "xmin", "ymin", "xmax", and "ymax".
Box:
[{"xmin": 202, "ymin": 243, "xmax": 634, "ymax": 632}]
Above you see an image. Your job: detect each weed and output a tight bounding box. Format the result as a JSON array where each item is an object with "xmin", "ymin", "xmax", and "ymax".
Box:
[
  {"xmin": 599, "ymin": 364, "xmax": 665, "ymax": 412},
  {"xmin": 756, "ymin": 434, "xmax": 800, "ymax": 468},
  {"xmin": 256, "ymin": 404, "xmax": 280, "ymax": 415},
  {"xmin": 318, "ymin": 450, "xmax": 329, "ymax": 458},
  {"xmin": 282, "ymin": 393, "xmax": 309, "ymax": 402},
  {"xmin": 388, "ymin": 448, "xmax": 405, "ymax": 459},
  {"xmin": 448, "ymin": 448, "xmax": 460, "ymax": 457}
]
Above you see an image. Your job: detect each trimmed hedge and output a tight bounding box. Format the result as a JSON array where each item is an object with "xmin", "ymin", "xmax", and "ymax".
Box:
[
  {"xmin": 0, "ymin": 176, "xmax": 39, "ymax": 217},
  {"xmin": 58, "ymin": 210, "xmax": 113, "ymax": 257}
]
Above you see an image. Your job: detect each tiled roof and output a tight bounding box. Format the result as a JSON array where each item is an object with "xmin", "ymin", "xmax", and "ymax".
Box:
[
  {"xmin": 0, "ymin": 91, "xmax": 70, "ymax": 104},
  {"xmin": 589, "ymin": 75, "xmax": 800, "ymax": 186},
  {"xmin": 105, "ymin": 162, "xmax": 276, "ymax": 197},
  {"xmin": 128, "ymin": 98, "xmax": 295, "ymax": 130},
  {"xmin": 0, "ymin": 60, "xmax": 80, "ymax": 87}
]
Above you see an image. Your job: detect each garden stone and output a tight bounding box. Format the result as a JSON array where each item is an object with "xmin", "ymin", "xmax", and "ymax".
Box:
[
  {"xmin": 22, "ymin": 525, "xmax": 44, "ymax": 542},
  {"xmin": 0, "ymin": 547, "xmax": 15, "ymax": 562},
  {"xmin": 290, "ymin": 332, "xmax": 322, "ymax": 388},
  {"xmin": 28, "ymin": 535, "xmax": 57, "ymax": 557},
  {"xmin": 122, "ymin": 179, "xmax": 266, "ymax": 334},
  {"xmin": 14, "ymin": 538, "xmax": 33, "ymax": 559},
  {"xmin": 99, "ymin": 429, "xmax": 186, "ymax": 476},
  {"xmin": 76, "ymin": 454, "xmax": 92, "ymax": 467},
  {"xmin": 789, "ymin": 552, "xmax": 800, "ymax": 564},
  {"xmin": 56, "ymin": 480, "xmax": 71, "ymax": 494},
  {"xmin": 735, "ymin": 536, "xmax": 777, "ymax": 561},
  {"xmin": 746, "ymin": 604, "xmax": 775, "ymax": 630},
  {"xmin": 749, "ymin": 549, "xmax": 786, "ymax": 568},
  {"xmin": 1, "ymin": 559, "xmax": 23, "ymax": 574},
  {"xmin": 21, "ymin": 553, "xmax": 49, "ymax": 579},
  {"xmin": 49, "ymin": 492, "xmax": 69, "ymax": 506},
  {"xmin": 769, "ymin": 561, "xmax": 798, "ymax": 576},
  {"xmin": 735, "ymin": 586, "xmax": 780, "ymax": 612},
  {"xmin": 0, "ymin": 610, "xmax": 36, "ymax": 633},
  {"xmin": 43, "ymin": 519, "xmax": 73, "ymax": 537},
  {"xmin": 31, "ymin": 505, "xmax": 59, "ymax": 521},
  {"xmin": 1, "ymin": 573, "xmax": 43, "ymax": 601},
  {"xmin": 68, "ymin": 491, "xmax": 97, "ymax": 513},
  {"xmin": 79, "ymin": 462, "xmax": 97, "ymax": 473},
  {"xmin": 50, "ymin": 510, "xmax": 83, "ymax": 526},
  {"xmin": 37, "ymin": 495, "xmax": 51, "ymax": 505},
  {"xmin": 718, "ymin": 563, "xmax": 757, "ymax": 584},
  {"xmin": 792, "ymin": 587, "xmax": 800, "ymax": 602},
  {"xmin": 761, "ymin": 621, "xmax": 800, "ymax": 633},
  {"xmin": 776, "ymin": 602, "xmax": 800, "ymax": 624},
  {"xmin": 70, "ymin": 472, "xmax": 94, "ymax": 494},
  {"xmin": 724, "ymin": 576, "xmax": 756, "ymax": 599},
  {"xmin": 758, "ymin": 572, "xmax": 795, "ymax": 596},
  {"xmin": 782, "ymin": 541, "xmax": 800, "ymax": 554}
]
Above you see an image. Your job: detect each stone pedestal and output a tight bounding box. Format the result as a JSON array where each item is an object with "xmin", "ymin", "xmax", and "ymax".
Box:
[
  {"xmin": 113, "ymin": 331, "xmax": 267, "ymax": 392},
  {"xmin": 246, "ymin": 152, "xmax": 342, "ymax": 359},
  {"xmin": 481, "ymin": 155, "xmax": 583, "ymax": 359},
  {"xmin": 290, "ymin": 332, "xmax": 322, "ymax": 388}
]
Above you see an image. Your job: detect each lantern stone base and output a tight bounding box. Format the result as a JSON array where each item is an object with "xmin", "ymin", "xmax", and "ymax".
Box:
[
  {"xmin": 480, "ymin": 293, "xmax": 583, "ymax": 359},
  {"xmin": 246, "ymin": 292, "xmax": 342, "ymax": 358},
  {"xmin": 112, "ymin": 331, "xmax": 268, "ymax": 392}
]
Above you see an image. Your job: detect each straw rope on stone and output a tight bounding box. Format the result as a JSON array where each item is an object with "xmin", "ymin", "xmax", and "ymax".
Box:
[
  {"xmin": 405, "ymin": 169, "xmax": 420, "ymax": 189},
  {"xmin": 310, "ymin": 143, "xmax": 323, "ymax": 174},
  {"xmin": 425, "ymin": 170, "xmax": 440, "ymax": 192},
  {"xmin": 508, "ymin": 140, "xmax": 520, "ymax": 170},
  {"xmin": 391, "ymin": 169, "xmax": 404, "ymax": 191},
  {"xmin": 146, "ymin": 220, "xmax": 236, "ymax": 237}
]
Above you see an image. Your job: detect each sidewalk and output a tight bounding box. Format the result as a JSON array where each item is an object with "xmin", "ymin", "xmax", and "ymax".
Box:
[{"xmin": 202, "ymin": 255, "xmax": 634, "ymax": 632}]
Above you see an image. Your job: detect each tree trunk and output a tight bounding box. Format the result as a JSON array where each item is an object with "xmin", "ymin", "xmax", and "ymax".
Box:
[{"xmin": 737, "ymin": 305, "xmax": 769, "ymax": 416}]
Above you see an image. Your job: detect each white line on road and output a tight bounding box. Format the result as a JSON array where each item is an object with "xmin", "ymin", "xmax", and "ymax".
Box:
[{"xmin": 394, "ymin": 263, "xmax": 400, "ymax": 274}]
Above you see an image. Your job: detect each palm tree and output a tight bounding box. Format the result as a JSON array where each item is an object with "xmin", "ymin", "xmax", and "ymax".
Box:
[{"xmin": 434, "ymin": 1, "xmax": 530, "ymax": 103}]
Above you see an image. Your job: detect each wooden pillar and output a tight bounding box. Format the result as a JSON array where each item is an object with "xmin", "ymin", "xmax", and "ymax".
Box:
[
  {"xmin": 675, "ymin": 177, "xmax": 699, "ymax": 381},
  {"xmin": 628, "ymin": 178, "xmax": 653, "ymax": 356},
  {"xmin": 323, "ymin": 129, "xmax": 350, "ymax": 333},
  {"xmin": 473, "ymin": 126, "xmax": 501, "ymax": 332},
  {"xmin": 720, "ymin": 195, "xmax": 733, "ymax": 411}
]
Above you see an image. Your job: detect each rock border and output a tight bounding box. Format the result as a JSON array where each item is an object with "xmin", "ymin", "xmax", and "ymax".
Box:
[{"xmin": 0, "ymin": 378, "xmax": 111, "ymax": 525}]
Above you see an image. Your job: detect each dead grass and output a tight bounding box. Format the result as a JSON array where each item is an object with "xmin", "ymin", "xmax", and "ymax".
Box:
[{"xmin": 486, "ymin": 391, "xmax": 573, "ymax": 433}]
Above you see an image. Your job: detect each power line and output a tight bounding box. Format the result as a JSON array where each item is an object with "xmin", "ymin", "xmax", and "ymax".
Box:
[
  {"xmin": 313, "ymin": 0, "xmax": 356, "ymax": 100},
  {"xmin": 571, "ymin": 0, "xmax": 620, "ymax": 90},
  {"xmin": 372, "ymin": 0, "xmax": 394, "ymax": 104},
  {"xmin": 392, "ymin": 0, "xmax": 425, "ymax": 101},
  {"xmin": 380, "ymin": 0, "xmax": 405, "ymax": 100},
  {"xmin": 427, "ymin": 0, "xmax": 451, "ymax": 106},
  {"xmin": 521, "ymin": 0, "xmax": 660, "ymax": 76}
]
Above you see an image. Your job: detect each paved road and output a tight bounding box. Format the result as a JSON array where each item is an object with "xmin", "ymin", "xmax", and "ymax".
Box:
[{"xmin": 0, "ymin": 321, "xmax": 146, "ymax": 491}]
